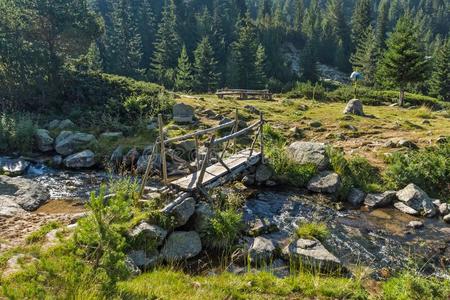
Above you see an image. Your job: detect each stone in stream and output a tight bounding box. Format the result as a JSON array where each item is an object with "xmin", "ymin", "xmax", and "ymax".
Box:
[
  {"xmin": 129, "ymin": 222, "xmax": 167, "ymax": 246},
  {"xmin": 307, "ymin": 171, "xmax": 340, "ymax": 194},
  {"xmin": 35, "ymin": 129, "xmax": 54, "ymax": 152},
  {"xmin": 343, "ymin": 99, "xmax": 364, "ymax": 116},
  {"xmin": 248, "ymin": 236, "xmax": 276, "ymax": 264},
  {"xmin": 443, "ymin": 214, "xmax": 450, "ymax": 224},
  {"xmin": 173, "ymin": 103, "xmax": 195, "ymax": 123},
  {"xmin": 282, "ymin": 239, "xmax": 342, "ymax": 272},
  {"xmin": 63, "ymin": 150, "xmax": 96, "ymax": 169},
  {"xmin": 347, "ymin": 188, "xmax": 366, "ymax": 207},
  {"xmin": 438, "ymin": 203, "xmax": 448, "ymax": 215},
  {"xmin": 394, "ymin": 202, "xmax": 419, "ymax": 216},
  {"xmin": 0, "ymin": 158, "xmax": 30, "ymax": 176},
  {"xmin": 246, "ymin": 218, "xmax": 279, "ymax": 237},
  {"xmin": 255, "ymin": 164, "xmax": 273, "ymax": 183},
  {"xmin": 396, "ymin": 184, "xmax": 436, "ymax": 217},
  {"xmin": 407, "ymin": 221, "xmax": 424, "ymax": 229},
  {"xmin": 55, "ymin": 132, "xmax": 97, "ymax": 156},
  {"xmin": 286, "ymin": 142, "xmax": 329, "ymax": 171},
  {"xmin": 364, "ymin": 191, "xmax": 397, "ymax": 208},
  {"xmin": 161, "ymin": 231, "xmax": 202, "ymax": 261},
  {"xmin": 0, "ymin": 175, "xmax": 50, "ymax": 212}
]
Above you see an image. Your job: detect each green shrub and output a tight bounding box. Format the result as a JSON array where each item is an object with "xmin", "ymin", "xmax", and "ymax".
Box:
[
  {"xmin": 0, "ymin": 112, "xmax": 37, "ymax": 154},
  {"xmin": 286, "ymin": 81, "xmax": 327, "ymax": 101},
  {"xmin": 295, "ymin": 222, "xmax": 330, "ymax": 242},
  {"xmin": 26, "ymin": 221, "xmax": 60, "ymax": 244},
  {"xmin": 382, "ymin": 271, "xmax": 450, "ymax": 300},
  {"xmin": 203, "ymin": 209, "xmax": 243, "ymax": 250},
  {"xmin": 383, "ymin": 142, "xmax": 450, "ymax": 199}
]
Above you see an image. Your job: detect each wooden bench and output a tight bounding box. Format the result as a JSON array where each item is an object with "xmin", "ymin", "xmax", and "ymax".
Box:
[{"xmin": 216, "ymin": 89, "xmax": 272, "ymax": 100}]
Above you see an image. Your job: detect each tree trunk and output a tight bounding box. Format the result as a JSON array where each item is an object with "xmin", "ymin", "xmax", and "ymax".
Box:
[{"xmin": 398, "ymin": 88, "xmax": 405, "ymax": 107}]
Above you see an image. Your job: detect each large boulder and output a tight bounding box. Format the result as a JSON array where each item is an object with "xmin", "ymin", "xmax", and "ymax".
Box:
[
  {"xmin": 364, "ymin": 191, "xmax": 397, "ymax": 208},
  {"xmin": 255, "ymin": 164, "xmax": 273, "ymax": 183},
  {"xmin": 129, "ymin": 222, "xmax": 167, "ymax": 246},
  {"xmin": 63, "ymin": 150, "xmax": 96, "ymax": 169},
  {"xmin": 347, "ymin": 188, "xmax": 366, "ymax": 207},
  {"xmin": 0, "ymin": 175, "xmax": 50, "ymax": 212},
  {"xmin": 286, "ymin": 142, "xmax": 329, "ymax": 171},
  {"xmin": 35, "ymin": 129, "xmax": 54, "ymax": 152},
  {"xmin": 0, "ymin": 158, "xmax": 30, "ymax": 176},
  {"xmin": 193, "ymin": 202, "xmax": 215, "ymax": 233},
  {"xmin": 343, "ymin": 99, "xmax": 364, "ymax": 116},
  {"xmin": 393, "ymin": 202, "xmax": 419, "ymax": 216},
  {"xmin": 58, "ymin": 119, "xmax": 76, "ymax": 130},
  {"xmin": 0, "ymin": 197, "xmax": 24, "ymax": 217},
  {"xmin": 307, "ymin": 171, "xmax": 340, "ymax": 194},
  {"xmin": 161, "ymin": 231, "xmax": 202, "ymax": 261},
  {"xmin": 396, "ymin": 184, "xmax": 436, "ymax": 217},
  {"xmin": 55, "ymin": 132, "xmax": 97, "ymax": 156},
  {"xmin": 110, "ymin": 145, "xmax": 124, "ymax": 170},
  {"xmin": 282, "ymin": 239, "xmax": 342, "ymax": 272},
  {"xmin": 165, "ymin": 197, "xmax": 196, "ymax": 227},
  {"xmin": 248, "ymin": 236, "xmax": 276, "ymax": 264},
  {"xmin": 173, "ymin": 103, "xmax": 195, "ymax": 123}
]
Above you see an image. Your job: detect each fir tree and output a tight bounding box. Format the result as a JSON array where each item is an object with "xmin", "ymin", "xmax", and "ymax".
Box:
[
  {"xmin": 351, "ymin": 0, "xmax": 372, "ymax": 52},
  {"xmin": 255, "ymin": 44, "xmax": 268, "ymax": 89},
  {"xmin": 350, "ymin": 26, "xmax": 379, "ymax": 86},
  {"xmin": 300, "ymin": 39, "xmax": 319, "ymax": 82},
  {"xmin": 375, "ymin": 0, "xmax": 389, "ymax": 50},
  {"xmin": 429, "ymin": 39, "xmax": 449, "ymax": 101},
  {"xmin": 194, "ymin": 37, "xmax": 220, "ymax": 92},
  {"xmin": 175, "ymin": 45, "xmax": 194, "ymax": 92},
  {"xmin": 150, "ymin": 0, "xmax": 180, "ymax": 88},
  {"xmin": 377, "ymin": 16, "xmax": 429, "ymax": 106}
]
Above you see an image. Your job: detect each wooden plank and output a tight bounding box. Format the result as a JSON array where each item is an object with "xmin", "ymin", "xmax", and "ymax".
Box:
[{"xmin": 171, "ymin": 150, "xmax": 261, "ymax": 192}]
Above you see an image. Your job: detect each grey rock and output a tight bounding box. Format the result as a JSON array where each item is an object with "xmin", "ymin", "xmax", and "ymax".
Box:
[
  {"xmin": 55, "ymin": 132, "xmax": 97, "ymax": 156},
  {"xmin": 282, "ymin": 239, "xmax": 342, "ymax": 271},
  {"xmin": 242, "ymin": 175, "xmax": 255, "ymax": 186},
  {"xmin": 436, "ymin": 136, "xmax": 448, "ymax": 144},
  {"xmin": 309, "ymin": 121, "xmax": 322, "ymax": 128},
  {"xmin": 63, "ymin": 150, "xmax": 95, "ymax": 168},
  {"xmin": 307, "ymin": 171, "xmax": 340, "ymax": 194},
  {"xmin": 168, "ymin": 197, "xmax": 196, "ymax": 227},
  {"xmin": 407, "ymin": 221, "xmax": 424, "ymax": 229},
  {"xmin": 255, "ymin": 164, "xmax": 273, "ymax": 183},
  {"xmin": 396, "ymin": 184, "xmax": 436, "ymax": 217},
  {"xmin": 173, "ymin": 103, "xmax": 195, "ymax": 123},
  {"xmin": 0, "ymin": 158, "xmax": 30, "ymax": 176},
  {"xmin": 364, "ymin": 191, "xmax": 397, "ymax": 208},
  {"xmin": 55, "ymin": 131, "xmax": 73, "ymax": 146},
  {"xmin": 51, "ymin": 155, "xmax": 63, "ymax": 167},
  {"xmin": 397, "ymin": 139, "xmax": 418, "ymax": 149},
  {"xmin": 173, "ymin": 140, "xmax": 196, "ymax": 160},
  {"xmin": 161, "ymin": 231, "xmax": 202, "ymax": 261},
  {"xmin": 58, "ymin": 119, "xmax": 76, "ymax": 130},
  {"xmin": 35, "ymin": 129, "xmax": 54, "ymax": 152},
  {"xmin": 99, "ymin": 132, "xmax": 123, "ymax": 141},
  {"xmin": 347, "ymin": 188, "xmax": 366, "ymax": 207},
  {"xmin": 124, "ymin": 255, "xmax": 141, "ymax": 276},
  {"xmin": 110, "ymin": 146, "xmax": 124, "ymax": 168},
  {"xmin": 443, "ymin": 214, "xmax": 450, "ymax": 224},
  {"xmin": 0, "ymin": 175, "xmax": 49, "ymax": 212},
  {"xmin": 47, "ymin": 119, "xmax": 61, "ymax": 130},
  {"xmin": 127, "ymin": 249, "xmax": 160, "ymax": 269},
  {"xmin": 129, "ymin": 222, "xmax": 167, "ymax": 246},
  {"xmin": 438, "ymin": 203, "xmax": 448, "ymax": 215},
  {"xmin": 136, "ymin": 154, "xmax": 150, "ymax": 174},
  {"xmin": 343, "ymin": 99, "xmax": 364, "ymax": 116},
  {"xmin": 286, "ymin": 142, "xmax": 329, "ymax": 171},
  {"xmin": 394, "ymin": 202, "xmax": 419, "ymax": 216},
  {"xmin": 249, "ymin": 236, "xmax": 276, "ymax": 264},
  {"xmin": 194, "ymin": 202, "xmax": 214, "ymax": 233},
  {"xmin": 123, "ymin": 148, "xmax": 140, "ymax": 168},
  {"xmin": 0, "ymin": 197, "xmax": 25, "ymax": 217},
  {"xmin": 246, "ymin": 218, "xmax": 279, "ymax": 237}
]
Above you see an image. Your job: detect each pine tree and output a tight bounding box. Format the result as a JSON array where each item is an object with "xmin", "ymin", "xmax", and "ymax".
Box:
[
  {"xmin": 351, "ymin": 0, "xmax": 372, "ymax": 52},
  {"xmin": 377, "ymin": 16, "xmax": 429, "ymax": 106},
  {"xmin": 134, "ymin": 0, "xmax": 155, "ymax": 70},
  {"xmin": 325, "ymin": 0, "xmax": 351, "ymax": 71},
  {"xmin": 150, "ymin": 0, "xmax": 180, "ymax": 88},
  {"xmin": 254, "ymin": 44, "xmax": 268, "ymax": 89},
  {"xmin": 175, "ymin": 45, "xmax": 194, "ymax": 92},
  {"xmin": 350, "ymin": 26, "xmax": 379, "ymax": 86},
  {"xmin": 194, "ymin": 37, "xmax": 220, "ymax": 92},
  {"xmin": 293, "ymin": 0, "xmax": 305, "ymax": 30},
  {"xmin": 375, "ymin": 0, "xmax": 389, "ymax": 50},
  {"xmin": 429, "ymin": 39, "xmax": 449, "ymax": 101}
]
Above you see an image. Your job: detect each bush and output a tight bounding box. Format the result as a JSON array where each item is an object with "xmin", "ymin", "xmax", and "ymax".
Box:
[
  {"xmin": 296, "ymin": 222, "xmax": 330, "ymax": 242},
  {"xmin": 383, "ymin": 142, "xmax": 450, "ymax": 199},
  {"xmin": 26, "ymin": 221, "xmax": 60, "ymax": 244},
  {"xmin": 0, "ymin": 112, "xmax": 37, "ymax": 154},
  {"xmin": 286, "ymin": 81, "xmax": 327, "ymax": 101},
  {"xmin": 203, "ymin": 209, "xmax": 243, "ymax": 250},
  {"xmin": 382, "ymin": 271, "xmax": 450, "ymax": 300}
]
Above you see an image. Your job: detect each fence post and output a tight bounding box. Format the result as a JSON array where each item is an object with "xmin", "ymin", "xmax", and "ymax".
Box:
[
  {"xmin": 197, "ymin": 135, "xmax": 215, "ymax": 189},
  {"xmin": 158, "ymin": 114, "xmax": 168, "ymax": 184},
  {"xmin": 194, "ymin": 135, "xmax": 200, "ymax": 170},
  {"xmin": 259, "ymin": 112, "xmax": 265, "ymax": 163}
]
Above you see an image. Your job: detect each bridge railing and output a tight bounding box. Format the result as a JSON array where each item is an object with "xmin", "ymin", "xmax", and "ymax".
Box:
[{"xmin": 139, "ymin": 109, "xmax": 264, "ymax": 197}]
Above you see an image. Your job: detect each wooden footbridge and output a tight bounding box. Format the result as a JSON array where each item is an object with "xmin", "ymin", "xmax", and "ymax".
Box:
[
  {"xmin": 216, "ymin": 88, "xmax": 272, "ymax": 100},
  {"xmin": 139, "ymin": 109, "xmax": 265, "ymax": 198}
]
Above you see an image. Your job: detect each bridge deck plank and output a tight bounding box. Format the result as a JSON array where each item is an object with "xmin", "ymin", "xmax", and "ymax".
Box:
[{"xmin": 171, "ymin": 150, "xmax": 261, "ymax": 192}]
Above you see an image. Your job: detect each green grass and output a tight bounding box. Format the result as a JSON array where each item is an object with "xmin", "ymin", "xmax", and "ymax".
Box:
[
  {"xmin": 25, "ymin": 221, "xmax": 61, "ymax": 244},
  {"xmin": 202, "ymin": 209, "xmax": 243, "ymax": 250},
  {"xmin": 295, "ymin": 222, "xmax": 330, "ymax": 242}
]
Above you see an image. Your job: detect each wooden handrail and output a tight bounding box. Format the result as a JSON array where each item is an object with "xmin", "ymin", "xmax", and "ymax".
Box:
[
  {"xmin": 164, "ymin": 120, "xmax": 235, "ymax": 144},
  {"xmin": 213, "ymin": 120, "xmax": 261, "ymax": 145}
]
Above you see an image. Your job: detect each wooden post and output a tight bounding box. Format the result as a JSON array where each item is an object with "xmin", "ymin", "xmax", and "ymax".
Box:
[
  {"xmin": 233, "ymin": 108, "xmax": 238, "ymax": 154},
  {"xmin": 197, "ymin": 135, "xmax": 215, "ymax": 189},
  {"xmin": 138, "ymin": 142, "xmax": 158, "ymax": 198},
  {"xmin": 259, "ymin": 112, "xmax": 265, "ymax": 163},
  {"xmin": 158, "ymin": 114, "xmax": 168, "ymax": 184},
  {"xmin": 194, "ymin": 135, "xmax": 200, "ymax": 170}
]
